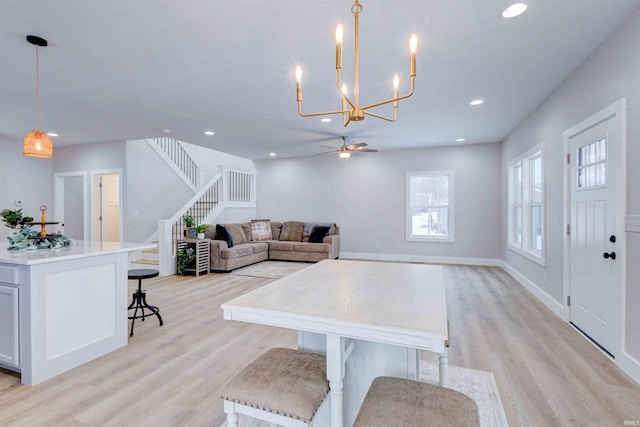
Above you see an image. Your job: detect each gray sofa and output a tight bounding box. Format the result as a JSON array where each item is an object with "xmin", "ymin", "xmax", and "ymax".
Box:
[{"xmin": 205, "ymin": 221, "xmax": 340, "ymax": 272}]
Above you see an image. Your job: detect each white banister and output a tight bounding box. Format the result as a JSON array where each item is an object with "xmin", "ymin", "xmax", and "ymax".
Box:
[
  {"xmin": 147, "ymin": 137, "xmax": 200, "ymax": 192},
  {"xmin": 157, "ymin": 167, "xmax": 256, "ymax": 275}
]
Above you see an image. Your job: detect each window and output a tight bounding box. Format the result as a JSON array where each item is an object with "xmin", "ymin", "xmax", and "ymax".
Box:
[
  {"xmin": 508, "ymin": 143, "xmax": 545, "ymax": 264},
  {"xmin": 406, "ymin": 171, "xmax": 454, "ymax": 242}
]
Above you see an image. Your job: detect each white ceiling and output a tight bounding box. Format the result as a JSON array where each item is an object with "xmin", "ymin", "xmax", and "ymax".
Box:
[{"xmin": 1, "ymin": 0, "xmax": 639, "ymax": 160}]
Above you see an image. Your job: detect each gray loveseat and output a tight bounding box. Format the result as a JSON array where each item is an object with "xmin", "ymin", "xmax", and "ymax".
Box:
[{"xmin": 205, "ymin": 221, "xmax": 340, "ymax": 272}]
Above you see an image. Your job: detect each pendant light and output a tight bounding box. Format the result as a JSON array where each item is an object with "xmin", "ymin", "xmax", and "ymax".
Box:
[{"xmin": 23, "ymin": 35, "xmax": 53, "ymax": 159}]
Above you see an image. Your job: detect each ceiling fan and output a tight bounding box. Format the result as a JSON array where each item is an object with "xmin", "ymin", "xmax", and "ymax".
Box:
[{"xmin": 317, "ymin": 136, "xmax": 378, "ymax": 158}]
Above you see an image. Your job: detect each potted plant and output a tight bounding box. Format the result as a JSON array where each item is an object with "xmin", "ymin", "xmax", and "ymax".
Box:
[
  {"xmin": 183, "ymin": 214, "xmax": 197, "ymax": 238},
  {"xmin": 196, "ymin": 223, "xmax": 210, "ymax": 239},
  {"xmin": 176, "ymin": 247, "xmax": 195, "ymax": 275},
  {"xmin": 1, "ymin": 208, "xmax": 34, "ymax": 229}
]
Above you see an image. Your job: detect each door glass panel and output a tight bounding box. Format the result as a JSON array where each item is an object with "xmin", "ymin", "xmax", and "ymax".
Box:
[{"xmin": 576, "ymin": 138, "xmax": 606, "ymax": 189}]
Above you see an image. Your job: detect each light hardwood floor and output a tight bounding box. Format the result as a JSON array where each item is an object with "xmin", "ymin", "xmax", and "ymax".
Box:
[{"xmin": 1, "ymin": 265, "xmax": 639, "ymax": 426}]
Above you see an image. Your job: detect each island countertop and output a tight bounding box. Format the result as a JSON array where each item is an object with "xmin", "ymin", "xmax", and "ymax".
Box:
[{"xmin": 0, "ymin": 240, "xmax": 156, "ymax": 265}]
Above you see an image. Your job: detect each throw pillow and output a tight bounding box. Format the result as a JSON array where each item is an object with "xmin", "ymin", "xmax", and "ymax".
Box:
[
  {"xmin": 241, "ymin": 222, "xmax": 253, "ymax": 242},
  {"xmin": 223, "ymin": 223, "xmax": 247, "ymax": 245},
  {"xmin": 251, "ymin": 219, "xmax": 273, "ymax": 241},
  {"xmin": 215, "ymin": 224, "xmax": 233, "ymax": 248},
  {"xmin": 280, "ymin": 221, "xmax": 304, "ymax": 241},
  {"xmin": 270, "ymin": 222, "xmax": 282, "ymax": 240},
  {"xmin": 309, "ymin": 226, "xmax": 330, "ymax": 243}
]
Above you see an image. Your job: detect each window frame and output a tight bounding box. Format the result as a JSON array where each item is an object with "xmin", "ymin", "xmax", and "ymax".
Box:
[
  {"xmin": 405, "ymin": 170, "xmax": 455, "ymax": 243},
  {"xmin": 507, "ymin": 142, "xmax": 546, "ymax": 265}
]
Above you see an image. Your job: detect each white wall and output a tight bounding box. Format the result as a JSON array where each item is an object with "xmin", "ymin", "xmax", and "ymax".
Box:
[
  {"xmin": 256, "ymin": 142, "xmax": 502, "ymax": 262},
  {"xmin": 126, "ymin": 140, "xmax": 195, "ymax": 242},
  {"xmin": 501, "ymin": 7, "xmax": 640, "ymax": 374},
  {"xmin": 53, "ymin": 140, "xmax": 127, "ymax": 241},
  {"xmin": 179, "ymin": 140, "xmax": 255, "ymax": 182},
  {"xmin": 0, "ymin": 138, "xmax": 54, "ymax": 241}
]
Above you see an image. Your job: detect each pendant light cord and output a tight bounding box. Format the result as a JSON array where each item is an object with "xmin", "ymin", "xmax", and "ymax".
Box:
[{"xmin": 35, "ymin": 44, "xmax": 40, "ymax": 129}]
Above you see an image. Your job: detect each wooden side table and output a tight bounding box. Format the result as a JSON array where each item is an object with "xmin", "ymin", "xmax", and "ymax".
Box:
[{"xmin": 176, "ymin": 239, "xmax": 210, "ymax": 276}]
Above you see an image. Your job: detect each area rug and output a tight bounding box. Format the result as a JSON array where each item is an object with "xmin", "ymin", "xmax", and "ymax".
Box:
[
  {"xmin": 229, "ymin": 261, "xmax": 310, "ymax": 279},
  {"xmin": 233, "ymin": 361, "xmax": 508, "ymax": 427}
]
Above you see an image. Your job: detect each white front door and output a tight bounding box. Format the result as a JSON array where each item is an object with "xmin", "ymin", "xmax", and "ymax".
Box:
[{"xmin": 568, "ymin": 106, "xmax": 624, "ymax": 357}]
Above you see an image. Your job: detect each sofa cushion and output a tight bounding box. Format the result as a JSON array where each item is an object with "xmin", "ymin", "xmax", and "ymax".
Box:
[
  {"xmin": 271, "ymin": 222, "xmax": 282, "ymax": 240},
  {"xmin": 221, "ymin": 244, "xmax": 253, "ymax": 259},
  {"xmin": 204, "ymin": 225, "xmax": 217, "ymax": 240},
  {"xmin": 270, "ymin": 241, "xmax": 294, "ymax": 251},
  {"xmin": 223, "ymin": 223, "xmax": 247, "ymax": 245},
  {"xmin": 238, "ymin": 222, "xmax": 251, "ymax": 242},
  {"xmin": 251, "ymin": 219, "xmax": 273, "ymax": 241},
  {"xmin": 216, "ymin": 224, "xmax": 233, "ymax": 248},
  {"xmin": 309, "ymin": 226, "xmax": 331, "ymax": 243},
  {"xmin": 293, "ymin": 243, "xmax": 330, "ymax": 253},
  {"xmin": 249, "ymin": 242, "xmax": 269, "ymax": 254},
  {"xmin": 280, "ymin": 221, "xmax": 304, "ymax": 241}
]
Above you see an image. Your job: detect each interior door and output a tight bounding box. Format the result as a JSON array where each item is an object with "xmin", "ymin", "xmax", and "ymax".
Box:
[
  {"xmin": 94, "ymin": 173, "xmax": 121, "ymax": 243},
  {"xmin": 568, "ymin": 114, "xmax": 622, "ymax": 357}
]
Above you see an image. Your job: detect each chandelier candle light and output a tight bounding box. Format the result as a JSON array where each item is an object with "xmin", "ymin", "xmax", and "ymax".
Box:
[
  {"xmin": 23, "ymin": 35, "xmax": 53, "ymax": 159},
  {"xmin": 295, "ymin": 0, "xmax": 417, "ymax": 126}
]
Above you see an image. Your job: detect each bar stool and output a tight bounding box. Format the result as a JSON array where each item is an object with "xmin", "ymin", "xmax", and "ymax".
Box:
[
  {"xmin": 221, "ymin": 348, "xmax": 329, "ymax": 426},
  {"xmin": 127, "ymin": 268, "xmax": 163, "ymax": 336},
  {"xmin": 353, "ymin": 376, "xmax": 480, "ymax": 427}
]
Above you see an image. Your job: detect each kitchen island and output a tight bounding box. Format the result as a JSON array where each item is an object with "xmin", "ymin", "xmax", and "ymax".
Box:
[{"xmin": 0, "ymin": 240, "xmax": 156, "ymax": 385}]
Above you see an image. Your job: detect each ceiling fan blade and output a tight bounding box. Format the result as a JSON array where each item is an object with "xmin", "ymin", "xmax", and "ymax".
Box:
[
  {"xmin": 316, "ymin": 150, "xmax": 337, "ymax": 155},
  {"xmin": 318, "ymin": 145, "xmax": 339, "ymax": 149},
  {"xmin": 356, "ymin": 148, "xmax": 378, "ymax": 152},
  {"xmin": 348, "ymin": 142, "xmax": 368, "ymax": 149}
]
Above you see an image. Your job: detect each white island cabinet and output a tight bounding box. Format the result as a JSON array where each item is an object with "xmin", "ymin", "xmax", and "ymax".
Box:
[{"xmin": 0, "ymin": 241, "xmax": 155, "ymax": 385}]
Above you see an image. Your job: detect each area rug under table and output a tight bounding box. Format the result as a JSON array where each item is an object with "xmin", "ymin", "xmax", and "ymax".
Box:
[
  {"xmin": 233, "ymin": 361, "xmax": 508, "ymax": 427},
  {"xmin": 229, "ymin": 261, "xmax": 311, "ymax": 279}
]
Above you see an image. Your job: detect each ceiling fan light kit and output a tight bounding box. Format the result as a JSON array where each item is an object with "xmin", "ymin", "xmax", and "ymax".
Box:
[
  {"xmin": 23, "ymin": 35, "xmax": 53, "ymax": 159},
  {"xmin": 295, "ymin": 0, "xmax": 417, "ymax": 127}
]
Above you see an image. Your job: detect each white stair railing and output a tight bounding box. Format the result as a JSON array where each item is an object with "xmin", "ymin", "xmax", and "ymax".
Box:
[
  {"xmin": 147, "ymin": 137, "xmax": 201, "ymax": 192},
  {"xmin": 158, "ymin": 166, "xmax": 256, "ymax": 276}
]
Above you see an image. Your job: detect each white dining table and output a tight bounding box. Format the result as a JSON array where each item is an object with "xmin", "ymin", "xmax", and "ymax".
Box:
[{"xmin": 221, "ymin": 259, "xmax": 449, "ymax": 427}]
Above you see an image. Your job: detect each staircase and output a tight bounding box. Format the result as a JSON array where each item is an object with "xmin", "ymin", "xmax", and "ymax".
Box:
[{"xmin": 129, "ymin": 137, "xmax": 256, "ymax": 273}]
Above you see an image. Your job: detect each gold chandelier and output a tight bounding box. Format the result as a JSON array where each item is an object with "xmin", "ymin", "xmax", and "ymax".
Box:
[
  {"xmin": 295, "ymin": 0, "xmax": 417, "ymax": 127},
  {"xmin": 24, "ymin": 35, "xmax": 53, "ymax": 159}
]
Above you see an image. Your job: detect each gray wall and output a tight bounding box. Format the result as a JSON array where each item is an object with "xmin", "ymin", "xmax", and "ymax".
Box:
[
  {"xmin": 501, "ymin": 7, "xmax": 640, "ymax": 366},
  {"xmin": 256, "ymin": 142, "xmax": 502, "ymax": 262},
  {"xmin": 0, "ymin": 138, "xmax": 54, "ymax": 241}
]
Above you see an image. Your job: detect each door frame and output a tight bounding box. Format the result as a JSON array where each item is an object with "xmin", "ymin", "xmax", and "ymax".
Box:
[
  {"xmin": 90, "ymin": 168, "xmax": 124, "ymax": 243},
  {"xmin": 562, "ymin": 98, "xmax": 626, "ymax": 356},
  {"xmin": 53, "ymin": 171, "xmax": 89, "ymax": 240}
]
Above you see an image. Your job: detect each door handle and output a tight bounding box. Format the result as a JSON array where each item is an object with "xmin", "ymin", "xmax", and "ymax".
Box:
[{"xmin": 603, "ymin": 251, "xmax": 616, "ymax": 260}]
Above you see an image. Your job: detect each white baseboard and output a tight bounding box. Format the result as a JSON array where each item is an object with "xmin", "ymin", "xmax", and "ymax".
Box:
[
  {"xmin": 618, "ymin": 350, "xmax": 640, "ymax": 386},
  {"xmin": 500, "ymin": 261, "xmax": 569, "ymax": 321},
  {"xmin": 339, "ymin": 251, "xmax": 501, "ymax": 267}
]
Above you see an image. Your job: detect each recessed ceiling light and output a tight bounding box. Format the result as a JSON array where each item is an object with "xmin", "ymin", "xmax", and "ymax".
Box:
[
  {"xmin": 321, "ymin": 118, "xmax": 331, "ymax": 123},
  {"xmin": 469, "ymin": 99, "xmax": 484, "ymax": 106},
  {"xmin": 456, "ymin": 138, "xmax": 465, "ymax": 142},
  {"xmin": 502, "ymin": 3, "xmax": 527, "ymax": 18},
  {"xmin": 204, "ymin": 131, "xmax": 215, "ymax": 136},
  {"xmin": 162, "ymin": 128, "xmax": 171, "ymax": 134},
  {"xmin": 269, "ymin": 152, "xmax": 277, "ymax": 157},
  {"xmin": 46, "ymin": 132, "xmax": 58, "ymax": 137}
]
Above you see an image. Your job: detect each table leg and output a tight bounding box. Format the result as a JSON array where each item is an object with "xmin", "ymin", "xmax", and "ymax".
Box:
[
  {"xmin": 439, "ymin": 347, "xmax": 448, "ymax": 387},
  {"xmin": 326, "ymin": 334, "xmax": 345, "ymax": 427}
]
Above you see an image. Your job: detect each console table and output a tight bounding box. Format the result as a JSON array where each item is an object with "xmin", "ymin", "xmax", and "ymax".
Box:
[{"xmin": 176, "ymin": 239, "xmax": 210, "ymax": 276}]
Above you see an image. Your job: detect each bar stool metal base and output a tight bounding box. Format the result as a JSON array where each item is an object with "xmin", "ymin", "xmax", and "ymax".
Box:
[{"xmin": 127, "ymin": 269, "xmax": 163, "ymax": 336}]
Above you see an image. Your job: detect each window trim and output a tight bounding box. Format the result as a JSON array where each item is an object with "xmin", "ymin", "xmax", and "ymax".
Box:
[
  {"xmin": 406, "ymin": 170, "xmax": 455, "ymax": 243},
  {"xmin": 507, "ymin": 142, "xmax": 546, "ymax": 265}
]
